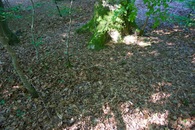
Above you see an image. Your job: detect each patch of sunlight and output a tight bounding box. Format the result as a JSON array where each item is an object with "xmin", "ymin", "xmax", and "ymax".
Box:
[
  {"xmin": 102, "ymin": 0, "xmax": 120, "ymax": 11},
  {"xmin": 152, "ymin": 81, "xmax": 172, "ymax": 91},
  {"xmin": 123, "ymin": 35, "xmax": 151, "ymax": 47},
  {"xmin": 120, "ymin": 102, "xmax": 169, "ymax": 129},
  {"xmin": 137, "ymin": 41, "xmax": 151, "ymax": 47},
  {"xmin": 61, "ymin": 33, "xmax": 68, "ymax": 40},
  {"xmin": 12, "ymin": 85, "xmax": 20, "ymax": 89},
  {"xmin": 94, "ymin": 103, "xmax": 117, "ymax": 129},
  {"xmin": 62, "ymin": 102, "xmax": 169, "ymax": 130},
  {"xmin": 166, "ymin": 41, "xmax": 175, "ymax": 46},
  {"xmin": 125, "ymin": 52, "xmax": 133, "ymax": 59},
  {"xmin": 153, "ymin": 29, "xmax": 165, "ymax": 35},
  {"xmin": 149, "ymin": 50, "xmax": 159, "ymax": 56},
  {"xmin": 192, "ymin": 54, "xmax": 195, "ymax": 64},
  {"xmin": 108, "ymin": 29, "xmax": 121, "ymax": 43},
  {"xmin": 63, "ymin": 104, "xmax": 118, "ymax": 130},
  {"xmin": 149, "ymin": 92, "xmax": 171, "ymax": 104},
  {"xmin": 2, "ymin": 90, "xmax": 9, "ymax": 95},
  {"xmin": 123, "ymin": 35, "xmax": 137, "ymax": 45}
]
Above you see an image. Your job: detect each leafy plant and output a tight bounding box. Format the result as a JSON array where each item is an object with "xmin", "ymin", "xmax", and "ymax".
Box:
[
  {"xmin": 0, "ymin": 5, "xmax": 23, "ymax": 20},
  {"xmin": 60, "ymin": 6, "xmax": 71, "ymax": 16},
  {"xmin": 16, "ymin": 109, "xmax": 25, "ymax": 117},
  {"xmin": 168, "ymin": 14, "xmax": 195, "ymax": 27},
  {"xmin": 78, "ymin": 0, "xmax": 171, "ymax": 50},
  {"xmin": 168, "ymin": 0, "xmax": 195, "ymax": 27},
  {"xmin": 143, "ymin": 0, "xmax": 170, "ymax": 28},
  {"xmin": 0, "ymin": 99, "xmax": 5, "ymax": 105},
  {"xmin": 34, "ymin": 37, "xmax": 44, "ymax": 47},
  {"xmin": 26, "ymin": 2, "xmax": 44, "ymax": 11}
]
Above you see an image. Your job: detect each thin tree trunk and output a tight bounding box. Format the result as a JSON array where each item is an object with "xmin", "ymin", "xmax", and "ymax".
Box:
[
  {"xmin": 0, "ymin": 21, "xmax": 38, "ymax": 98},
  {"xmin": 0, "ymin": 0, "xmax": 20, "ymax": 45},
  {"xmin": 54, "ymin": 0, "xmax": 62, "ymax": 17},
  {"xmin": 29, "ymin": 0, "xmax": 39, "ymax": 62}
]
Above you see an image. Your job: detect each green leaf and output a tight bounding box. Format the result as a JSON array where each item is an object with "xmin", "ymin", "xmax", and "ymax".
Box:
[
  {"xmin": 16, "ymin": 109, "xmax": 25, "ymax": 117},
  {"xmin": 0, "ymin": 99, "xmax": 5, "ymax": 105}
]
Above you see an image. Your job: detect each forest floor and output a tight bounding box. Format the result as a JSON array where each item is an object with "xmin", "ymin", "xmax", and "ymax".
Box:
[{"xmin": 0, "ymin": 0, "xmax": 195, "ymax": 130}]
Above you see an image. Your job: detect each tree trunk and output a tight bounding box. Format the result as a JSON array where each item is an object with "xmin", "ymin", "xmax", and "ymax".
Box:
[
  {"xmin": 0, "ymin": 21, "xmax": 38, "ymax": 98},
  {"xmin": 0, "ymin": 0, "xmax": 20, "ymax": 45}
]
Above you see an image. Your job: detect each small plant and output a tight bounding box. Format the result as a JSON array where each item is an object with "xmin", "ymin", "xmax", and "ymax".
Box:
[
  {"xmin": 16, "ymin": 109, "xmax": 25, "ymax": 117},
  {"xmin": 34, "ymin": 37, "xmax": 44, "ymax": 47},
  {"xmin": 60, "ymin": 6, "xmax": 71, "ymax": 16},
  {"xmin": 26, "ymin": 2, "xmax": 44, "ymax": 11},
  {"xmin": 0, "ymin": 5, "xmax": 23, "ymax": 20},
  {"xmin": 168, "ymin": 0, "xmax": 195, "ymax": 27},
  {"xmin": 143, "ymin": 0, "xmax": 170, "ymax": 28},
  {"xmin": 0, "ymin": 99, "xmax": 5, "ymax": 105}
]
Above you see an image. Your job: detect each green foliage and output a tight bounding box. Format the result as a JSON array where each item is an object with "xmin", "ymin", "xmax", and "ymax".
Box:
[
  {"xmin": 172, "ymin": 0, "xmax": 195, "ymax": 11},
  {"xmin": 115, "ymin": 0, "xmax": 137, "ymax": 23},
  {"xmin": 65, "ymin": 60, "xmax": 73, "ymax": 68},
  {"xmin": 77, "ymin": 2, "xmax": 113, "ymax": 50},
  {"xmin": 143, "ymin": 0, "xmax": 170, "ymax": 28},
  {"xmin": 77, "ymin": 1, "xmax": 137, "ymax": 50},
  {"xmin": 186, "ymin": 0, "xmax": 195, "ymax": 11},
  {"xmin": 168, "ymin": 14, "xmax": 195, "ymax": 27},
  {"xmin": 34, "ymin": 37, "xmax": 44, "ymax": 47},
  {"xmin": 77, "ymin": 3, "xmax": 111, "ymax": 34},
  {"xmin": 16, "ymin": 109, "xmax": 25, "ymax": 117},
  {"xmin": 78, "ymin": 0, "xmax": 171, "ymax": 50},
  {"xmin": 46, "ymin": 5, "xmax": 71, "ymax": 17},
  {"xmin": 26, "ymin": 2, "xmax": 44, "ymax": 11},
  {"xmin": 168, "ymin": 0, "xmax": 195, "ymax": 27},
  {"xmin": 60, "ymin": 6, "xmax": 71, "ymax": 16},
  {"xmin": 87, "ymin": 32, "xmax": 109, "ymax": 50},
  {"xmin": 0, "ymin": 99, "xmax": 5, "ymax": 105},
  {"xmin": 116, "ymin": 0, "xmax": 138, "ymax": 34},
  {"xmin": 0, "ymin": 5, "xmax": 23, "ymax": 20}
]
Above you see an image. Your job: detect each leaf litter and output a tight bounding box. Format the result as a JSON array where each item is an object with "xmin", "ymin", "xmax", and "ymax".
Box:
[{"xmin": 0, "ymin": 0, "xmax": 195, "ymax": 129}]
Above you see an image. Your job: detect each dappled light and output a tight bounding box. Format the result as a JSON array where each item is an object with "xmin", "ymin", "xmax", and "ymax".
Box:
[
  {"xmin": 136, "ymin": 41, "xmax": 151, "ymax": 47},
  {"xmin": 121, "ymin": 108, "xmax": 169, "ymax": 129},
  {"xmin": 123, "ymin": 35, "xmax": 137, "ymax": 45},
  {"xmin": 192, "ymin": 54, "xmax": 195, "ymax": 64},
  {"xmin": 0, "ymin": 0, "xmax": 194, "ymax": 129},
  {"xmin": 12, "ymin": 85, "xmax": 20, "ymax": 89},
  {"xmin": 63, "ymin": 102, "xmax": 170, "ymax": 129},
  {"xmin": 123, "ymin": 35, "xmax": 152, "ymax": 47},
  {"xmin": 149, "ymin": 92, "xmax": 171, "ymax": 104},
  {"xmin": 149, "ymin": 50, "xmax": 159, "ymax": 56}
]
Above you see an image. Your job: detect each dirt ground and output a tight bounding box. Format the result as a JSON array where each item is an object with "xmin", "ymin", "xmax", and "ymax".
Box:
[{"xmin": 0, "ymin": 0, "xmax": 195, "ymax": 130}]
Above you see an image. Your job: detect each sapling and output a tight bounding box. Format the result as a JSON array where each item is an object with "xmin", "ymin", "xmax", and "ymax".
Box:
[
  {"xmin": 0, "ymin": 27, "xmax": 39, "ymax": 98},
  {"xmin": 64, "ymin": 0, "xmax": 73, "ymax": 68},
  {"xmin": 53, "ymin": 0, "xmax": 62, "ymax": 17},
  {"xmin": 29, "ymin": 0, "xmax": 39, "ymax": 62}
]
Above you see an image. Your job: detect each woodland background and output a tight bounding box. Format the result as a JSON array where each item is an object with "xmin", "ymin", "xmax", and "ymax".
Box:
[{"xmin": 0, "ymin": 0, "xmax": 195, "ymax": 129}]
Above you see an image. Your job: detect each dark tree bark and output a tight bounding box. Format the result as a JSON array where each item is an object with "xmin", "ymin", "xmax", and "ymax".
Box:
[{"xmin": 0, "ymin": 0, "xmax": 20, "ymax": 45}]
